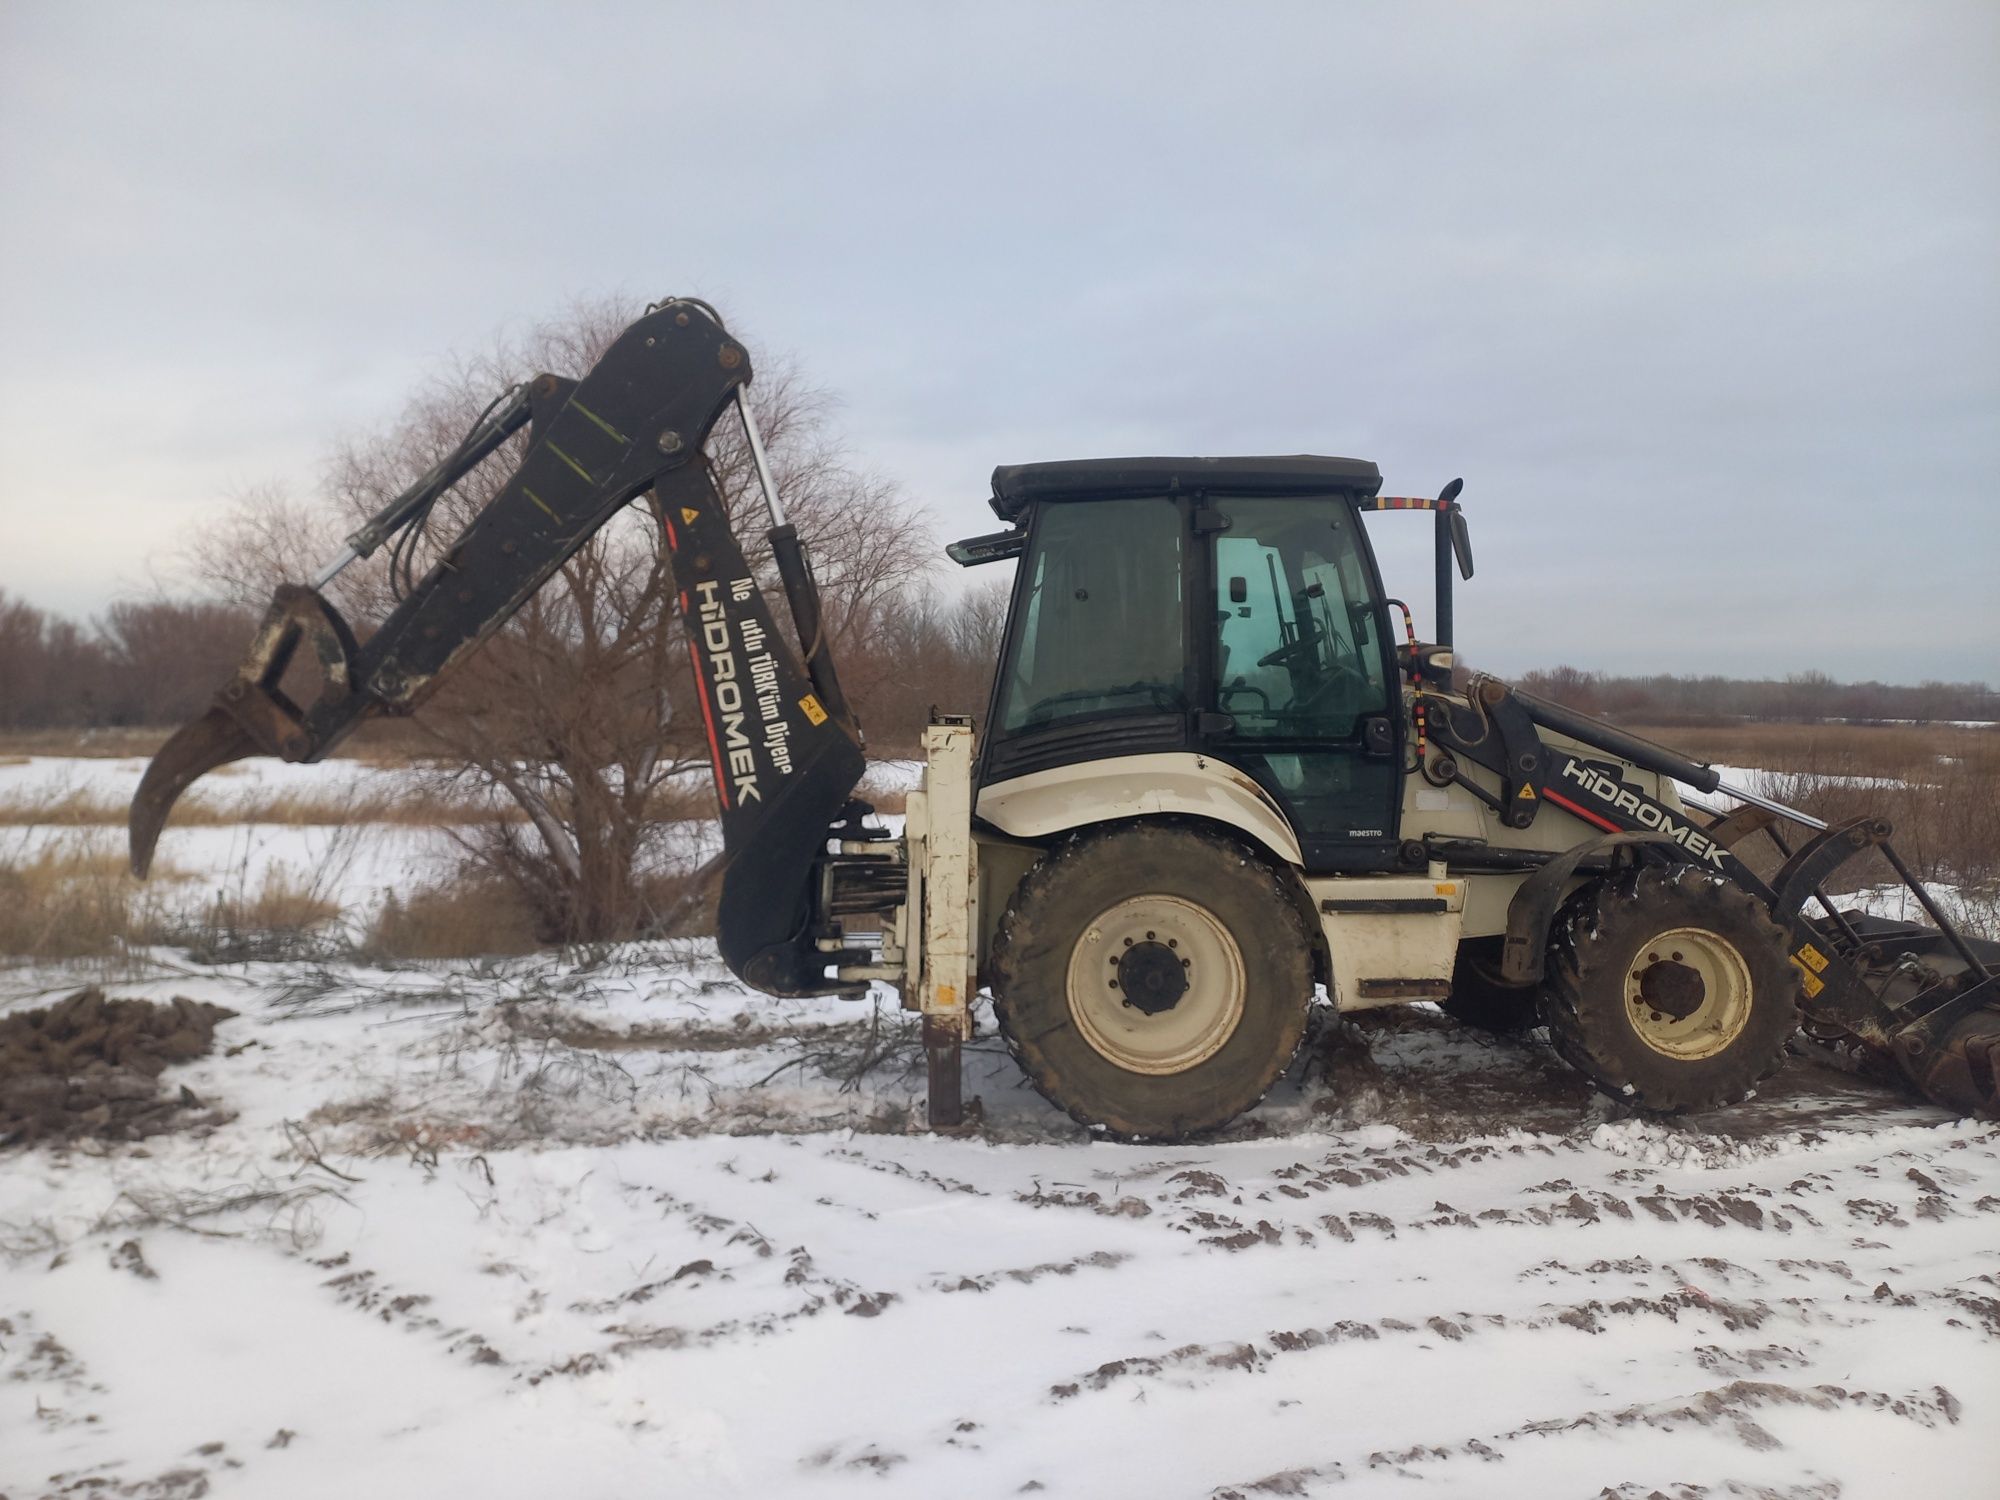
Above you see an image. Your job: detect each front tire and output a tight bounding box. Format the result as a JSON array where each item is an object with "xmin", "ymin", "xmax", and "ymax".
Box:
[
  {"xmin": 990, "ymin": 823, "xmax": 1313, "ymax": 1141},
  {"xmin": 1541, "ymin": 865, "xmax": 1800, "ymax": 1112}
]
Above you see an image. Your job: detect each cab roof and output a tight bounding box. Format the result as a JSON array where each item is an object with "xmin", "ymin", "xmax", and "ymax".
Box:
[{"xmin": 988, "ymin": 455, "xmax": 1383, "ymax": 524}]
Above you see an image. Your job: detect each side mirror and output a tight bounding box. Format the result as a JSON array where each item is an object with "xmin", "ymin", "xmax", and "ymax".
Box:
[
  {"xmin": 1433, "ymin": 479, "xmax": 1468, "ymax": 647},
  {"xmin": 1228, "ymin": 576, "xmax": 1248, "ymax": 605}
]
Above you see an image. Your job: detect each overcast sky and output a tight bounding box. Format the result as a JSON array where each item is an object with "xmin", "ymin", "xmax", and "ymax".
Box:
[{"xmin": 2, "ymin": 1, "xmax": 1994, "ymax": 683}]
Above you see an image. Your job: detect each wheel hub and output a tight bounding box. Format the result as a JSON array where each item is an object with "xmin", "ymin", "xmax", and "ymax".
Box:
[
  {"xmin": 1065, "ymin": 895, "xmax": 1247, "ymax": 1076},
  {"xmin": 1117, "ymin": 941, "xmax": 1188, "ymax": 1015},
  {"xmin": 1638, "ymin": 959, "xmax": 1706, "ymax": 1020},
  {"xmin": 1624, "ymin": 927, "xmax": 1753, "ymax": 1060}
]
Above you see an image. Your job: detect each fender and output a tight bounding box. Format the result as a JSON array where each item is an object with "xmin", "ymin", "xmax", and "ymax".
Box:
[
  {"xmin": 976, "ymin": 752, "xmax": 1305, "ymax": 869},
  {"xmin": 1500, "ymin": 830, "xmax": 1685, "ymax": 984}
]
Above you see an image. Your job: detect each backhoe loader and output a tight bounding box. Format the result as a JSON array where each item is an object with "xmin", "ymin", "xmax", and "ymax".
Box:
[{"xmin": 131, "ymin": 298, "xmax": 2000, "ymax": 1140}]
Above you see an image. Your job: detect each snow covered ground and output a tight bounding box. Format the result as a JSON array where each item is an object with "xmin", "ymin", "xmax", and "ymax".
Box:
[{"xmin": 2, "ymin": 759, "xmax": 1997, "ymax": 1499}]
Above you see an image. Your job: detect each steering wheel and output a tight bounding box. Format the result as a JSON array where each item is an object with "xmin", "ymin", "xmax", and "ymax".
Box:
[{"xmin": 1257, "ymin": 636, "xmax": 1318, "ymax": 671}]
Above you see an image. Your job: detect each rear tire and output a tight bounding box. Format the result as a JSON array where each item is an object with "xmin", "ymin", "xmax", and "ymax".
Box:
[
  {"xmin": 1442, "ymin": 938, "xmax": 1540, "ymax": 1034},
  {"xmin": 990, "ymin": 822, "xmax": 1313, "ymax": 1141},
  {"xmin": 1541, "ymin": 865, "xmax": 1800, "ymax": 1112}
]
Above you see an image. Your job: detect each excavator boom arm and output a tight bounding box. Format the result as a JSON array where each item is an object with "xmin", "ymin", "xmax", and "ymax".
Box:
[{"xmin": 130, "ymin": 300, "xmax": 867, "ymax": 992}]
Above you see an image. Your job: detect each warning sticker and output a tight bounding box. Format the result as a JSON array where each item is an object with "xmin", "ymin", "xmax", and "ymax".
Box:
[
  {"xmin": 681, "ymin": 506, "xmax": 700, "ymax": 524},
  {"xmin": 1790, "ymin": 956, "xmax": 1825, "ymax": 998},
  {"xmin": 1794, "ymin": 943, "xmax": 1829, "ymax": 974},
  {"xmin": 799, "ymin": 694, "xmax": 828, "ymax": 726},
  {"xmin": 1517, "ymin": 785, "xmax": 1537, "ymax": 801}
]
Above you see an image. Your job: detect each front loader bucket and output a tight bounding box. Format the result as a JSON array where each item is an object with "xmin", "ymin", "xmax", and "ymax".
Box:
[
  {"xmin": 1869, "ymin": 920, "xmax": 2000, "ymax": 1119},
  {"xmin": 1801, "ymin": 911, "xmax": 2000, "ymax": 1121}
]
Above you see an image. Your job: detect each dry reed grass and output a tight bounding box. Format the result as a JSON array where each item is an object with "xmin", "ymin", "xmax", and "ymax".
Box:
[
  {"xmin": 0, "ymin": 787, "xmax": 515, "ymax": 829},
  {"xmin": 0, "ymin": 727, "xmax": 171, "ymax": 759},
  {"xmin": 857, "ymin": 786, "xmax": 908, "ymax": 816},
  {"xmin": 1762, "ymin": 743, "xmax": 2000, "ymax": 894},
  {"xmin": 365, "ymin": 877, "xmax": 541, "ymax": 960},
  {"xmin": 0, "ymin": 721, "xmax": 437, "ymax": 762},
  {"xmin": 1651, "ymin": 722, "xmax": 2000, "ymax": 935},
  {"xmin": 0, "ymin": 840, "xmax": 356, "ymax": 962},
  {"xmin": 1630, "ymin": 720, "xmax": 1998, "ymax": 784},
  {"xmin": 0, "ymin": 842, "xmax": 181, "ymax": 959},
  {"xmin": 203, "ymin": 866, "xmax": 343, "ymax": 934}
]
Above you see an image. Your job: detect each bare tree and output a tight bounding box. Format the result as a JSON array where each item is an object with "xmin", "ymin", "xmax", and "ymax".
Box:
[
  {"xmin": 95, "ymin": 600, "xmax": 259, "ymax": 725},
  {"xmin": 0, "ymin": 590, "xmax": 49, "ymax": 729},
  {"xmin": 177, "ymin": 483, "xmax": 335, "ymax": 613},
  {"xmin": 850, "ymin": 578, "xmax": 1011, "ymax": 748}
]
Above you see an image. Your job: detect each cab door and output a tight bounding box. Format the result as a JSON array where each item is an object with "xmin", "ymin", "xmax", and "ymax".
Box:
[{"xmin": 1204, "ymin": 494, "xmax": 1401, "ymax": 869}]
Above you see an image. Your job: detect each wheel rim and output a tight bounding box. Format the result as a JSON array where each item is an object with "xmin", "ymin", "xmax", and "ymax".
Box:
[
  {"xmin": 1066, "ymin": 895, "xmax": 1246, "ymax": 1075},
  {"xmin": 1623, "ymin": 926, "xmax": 1754, "ymax": 1060}
]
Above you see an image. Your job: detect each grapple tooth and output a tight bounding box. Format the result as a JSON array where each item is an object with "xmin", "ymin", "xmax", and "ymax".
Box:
[{"xmin": 129, "ymin": 707, "xmax": 257, "ymax": 878}]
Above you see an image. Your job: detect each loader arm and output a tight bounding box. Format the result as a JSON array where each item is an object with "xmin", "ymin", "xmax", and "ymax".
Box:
[
  {"xmin": 1419, "ymin": 675, "xmax": 1998, "ymax": 1117},
  {"xmin": 132, "ymin": 298, "xmax": 867, "ymax": 995}
]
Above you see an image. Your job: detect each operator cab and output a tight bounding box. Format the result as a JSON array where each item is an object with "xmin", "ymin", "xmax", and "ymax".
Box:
[{"xmin": 958, "ymin": 456, "xmax": 1406, "ymax": 872}]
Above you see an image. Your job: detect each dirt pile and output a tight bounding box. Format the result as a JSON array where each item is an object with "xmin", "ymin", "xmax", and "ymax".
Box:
[{"xmin": 0, "ymin": 987, "xmax": 237, "ymax": 1145}]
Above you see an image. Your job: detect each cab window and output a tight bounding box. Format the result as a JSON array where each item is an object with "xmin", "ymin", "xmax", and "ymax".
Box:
[
  {"xmin": 1213, "ymin": 498, "xmax": 1387, "ymax": 740},
  {"xmin": 1209, "ymin": 495, "xmax": 1398, "ymax": 848},
  {"xmin": 997, "ymin": 499, "xmax": 1185, "ymax": 732}
]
